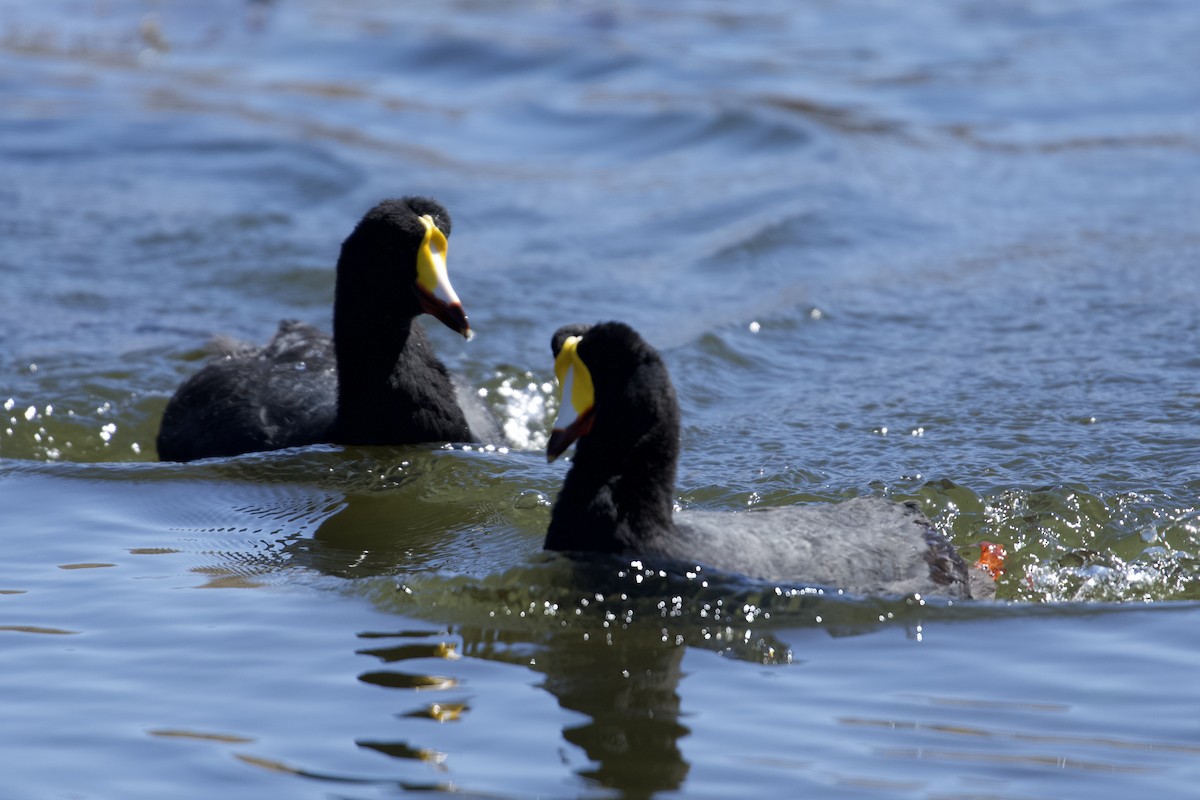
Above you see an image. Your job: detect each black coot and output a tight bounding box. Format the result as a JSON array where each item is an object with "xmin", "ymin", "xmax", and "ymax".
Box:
[
  {"xmin": 544, "ymin": 321, "xmax": 992, "ymax": 598},
  {"xmin": 158, "ymin": 197, "xmax": 476, "ymax": 462}
]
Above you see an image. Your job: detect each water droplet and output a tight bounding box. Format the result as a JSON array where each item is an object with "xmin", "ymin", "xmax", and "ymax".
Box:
[{"xmin": 513, "ymin": 489, "xmax": 550, "ymax": 509}]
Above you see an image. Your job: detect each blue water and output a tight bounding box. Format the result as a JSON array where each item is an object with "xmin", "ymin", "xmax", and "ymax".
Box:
[{"xmin": 2, "ymin": 1, "xmax": 1200, "ymax": 797}]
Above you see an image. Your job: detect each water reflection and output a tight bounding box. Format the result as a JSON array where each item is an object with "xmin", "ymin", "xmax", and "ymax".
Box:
[
  {"xmin": 348, "ymin": 609, "xmax": 1200, "ymax": 797},
  {"xmin": 535, "ymin": 625, "xmax": 690, "ymax": 797},
  {"xmin": 354, "ymin": 622, "xmax": 692, "ymax": 797},
  {"xmin": 288, "ymin": 491, "xmax": 447, "ymax": 577},
  {"xmin": 284, "ymin": 486, "xmax": 533, "ymax": 580},
  {"xmin": 346, "ymin": 557, "xmax": 919, "ymax": 796}
]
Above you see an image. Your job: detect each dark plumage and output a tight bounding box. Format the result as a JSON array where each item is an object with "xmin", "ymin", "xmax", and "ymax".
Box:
[
  {"xmin": 157, "ymin": 197, "xmax": 476, "ymax": 462},
  {"xmin": 545, "ymin": 321, "xmax": 992, "ymax": 598}
]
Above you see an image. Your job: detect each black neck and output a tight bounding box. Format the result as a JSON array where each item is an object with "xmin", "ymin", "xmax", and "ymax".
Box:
[
  {"xmin": 545, "ymin": 363, "xmax": 680, "ymax": 553},
  {"xmin": 332, "ymin": 277, "xmax": 468, "ymax": 445}
]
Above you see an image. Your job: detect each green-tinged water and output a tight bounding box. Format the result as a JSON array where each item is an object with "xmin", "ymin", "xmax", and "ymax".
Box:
[{"xmin": 2, "ymin": 1, "xmax": 1199, "ymax": 797}]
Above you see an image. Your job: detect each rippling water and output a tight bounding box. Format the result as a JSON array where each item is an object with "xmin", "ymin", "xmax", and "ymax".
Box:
[{"xmin": 2, "ymin": 1, "xmax": 1200, "ymax": 797}]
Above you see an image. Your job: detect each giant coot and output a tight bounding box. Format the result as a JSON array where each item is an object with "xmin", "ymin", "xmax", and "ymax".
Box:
[
  {"xmin": 157, "ymin": 197, "xmax": 477, "ymax": 462},
  {"xmin": 545, "ymin": 321, "xmax": 992, "ymax": 598}
]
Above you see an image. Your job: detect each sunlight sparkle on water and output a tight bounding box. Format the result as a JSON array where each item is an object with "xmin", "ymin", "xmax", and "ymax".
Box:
[{"xmin": 492, "ymin": 372, "xmax": 555, "ymax": 450}]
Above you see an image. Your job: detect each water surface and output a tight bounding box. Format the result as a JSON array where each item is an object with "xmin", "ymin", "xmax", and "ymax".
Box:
[{"xmin": 2, "ymin": 1, "xmax": 1199, "ymax": 797}]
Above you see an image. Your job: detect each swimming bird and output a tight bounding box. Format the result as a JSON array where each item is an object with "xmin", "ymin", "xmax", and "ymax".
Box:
[
  {"xmin": 157, "ymin": 197, "xmax": 478, "ymax": 462},
  {"xmin": 545, "ymin": 321, "xmax": 991, "ymax": 598}
]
